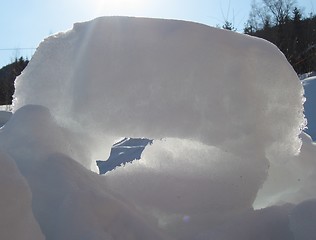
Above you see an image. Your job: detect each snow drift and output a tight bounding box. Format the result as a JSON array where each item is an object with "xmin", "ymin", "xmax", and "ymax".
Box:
[{"xmin": 0, "ymin": 16, "xmax": 314, "ymax": 239}]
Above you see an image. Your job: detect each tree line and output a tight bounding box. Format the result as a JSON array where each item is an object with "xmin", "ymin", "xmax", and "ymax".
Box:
[
  {"xmin": 0, "ymin": 57, "xmax": 28, "ymax": 105},
  {"xmin": 223, "ymin": 0, "xmax": 316, "ymax": 74}
]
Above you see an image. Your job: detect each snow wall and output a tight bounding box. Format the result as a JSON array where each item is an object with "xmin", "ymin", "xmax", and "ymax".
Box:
[{"xmin": 0, "ymin": 17, "xmax": 315, "ymax": 239}]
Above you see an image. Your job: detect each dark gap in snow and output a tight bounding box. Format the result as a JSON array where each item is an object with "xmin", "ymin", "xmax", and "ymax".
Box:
[{"xmin": 96, "ymin": 138, "xmax": 153, "ymax": 174}]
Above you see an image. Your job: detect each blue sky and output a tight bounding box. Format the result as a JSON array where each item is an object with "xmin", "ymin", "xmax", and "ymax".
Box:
[{"xmin": 1, "ymin": 0, "xmax": 315, "ymax": 68}]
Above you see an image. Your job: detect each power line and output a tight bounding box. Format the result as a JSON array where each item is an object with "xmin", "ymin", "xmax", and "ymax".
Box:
[{"xmin": 0, "ymin": 48, "xmax": 36, "ymax": 51}]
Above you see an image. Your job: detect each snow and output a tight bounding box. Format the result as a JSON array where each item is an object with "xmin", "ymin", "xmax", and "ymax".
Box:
[
  {"xmin": 0, "ymin": 16, "xmax": 314, "ymax": 239},
  {"xmin": 0, "ymin": 105, "xmax": 168, "ymax": 240},
  {"xmin": 0, "ymin": 110, "xmax": 12, "ymax": 127},
  {"xmin": 254, "ymin": 132, "xmax": 316, "ymax": 208},
  {"xmin": 302, "ymin": 76, "xmax": 316, "ymax": 140},
  {"xmin": 0, "ymin": 149, "xmax": 44, "ymax": 240},
  {"xmin": 290, "ymin": 199, "xmax": 316, "ymax": 240}
]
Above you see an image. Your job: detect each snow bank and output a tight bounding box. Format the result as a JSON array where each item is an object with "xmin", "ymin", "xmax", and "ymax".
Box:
[
  {"xmin": 290, "ymin": 199, "xmax": 316, "ymax": 240},
  {"xmin": 0, "ymin": 110, "xmax": 12, "ymax": 127},
  {"xmin": 0, "ymin": 105, "xmax": 169, "ymax": 240},
  {"xmin": 0, "ymin": 150, "xmax": 44, "ymax": 240},
  {"xmin": 302, "ymin": 76, "xmax": 316, "ymax": 140},
  {"xmin": 0, "ymin": 16, "xmax": 312, "ymax": 239},
  {"xmin": 254, "ymin": 132, "xmax": 316, "ymax": 208}
]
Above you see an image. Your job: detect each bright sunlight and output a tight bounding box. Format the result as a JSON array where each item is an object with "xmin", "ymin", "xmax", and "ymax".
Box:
[{"xmin": 92, "ymin": 0, "xmax": 150, "ymax": 13}]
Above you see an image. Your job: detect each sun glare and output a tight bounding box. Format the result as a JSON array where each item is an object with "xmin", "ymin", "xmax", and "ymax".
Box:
[{"xmin": 93, "ymin": 0, "xmax": 149, "ymax": 14}]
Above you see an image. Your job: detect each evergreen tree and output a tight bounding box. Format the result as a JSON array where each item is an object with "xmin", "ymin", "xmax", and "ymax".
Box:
[
  {"xmin": 222, "ymin": 20, "xmax": 236, "ymax": 31},
  {"xmin": 0, "ymin": 57, "xmax": 29, "ymax": 105},
  {"xmin": 244, "ymin": 1, "xmax": 316, "ymax": 74}
]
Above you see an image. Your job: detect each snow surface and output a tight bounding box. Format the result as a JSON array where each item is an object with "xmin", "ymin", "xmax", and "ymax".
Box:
[
  {"xmin": 0, "ymin": 149, "xmax": 44, "ymax": 240},
  {"xmin": 0, "ymin": 16, "xmax": 314, "ymax": 239},
  {"xmin": 302, "ymin": 76, "xmax": 316, "ymax": 140},
  {"xmin": 0, "ymin": 110, "xmax": 12, "ymax": 127}
]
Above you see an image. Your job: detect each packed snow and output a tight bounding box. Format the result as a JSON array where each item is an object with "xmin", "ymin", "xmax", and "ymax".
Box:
[{"xmin": 0, "ymin": 16, "xmax": 315, "ymax": 239}]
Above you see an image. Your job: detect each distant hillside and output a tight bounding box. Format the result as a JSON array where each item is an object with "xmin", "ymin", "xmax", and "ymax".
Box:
[
  {"xmin": 246, "ymin": 16, "xmax": 316, "ymax": 74},
  {"xmin": 0, "ymin": 57, "xmax": 28, "ymax": 105}
]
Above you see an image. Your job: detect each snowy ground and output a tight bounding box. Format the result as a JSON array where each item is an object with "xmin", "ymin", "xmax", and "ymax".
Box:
[{"xmin": 0, "ymin": 17, "xmax": 315, "ymax": 240}]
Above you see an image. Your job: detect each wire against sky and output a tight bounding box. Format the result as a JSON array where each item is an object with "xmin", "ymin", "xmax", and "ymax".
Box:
[{"xmin": 0, "ymin": 48, "xmax": 36, "ymax": 51}]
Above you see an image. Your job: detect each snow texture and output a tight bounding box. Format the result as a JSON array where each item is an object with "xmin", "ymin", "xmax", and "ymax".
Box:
[{"xmin": 0, "ymin": 16, "xmax": 313, "ymax": 239}]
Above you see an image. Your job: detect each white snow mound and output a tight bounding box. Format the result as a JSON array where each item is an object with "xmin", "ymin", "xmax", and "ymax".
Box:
[{"xmin": 0, "ymin": 17, "xmax": 311, "ymax": 239}]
